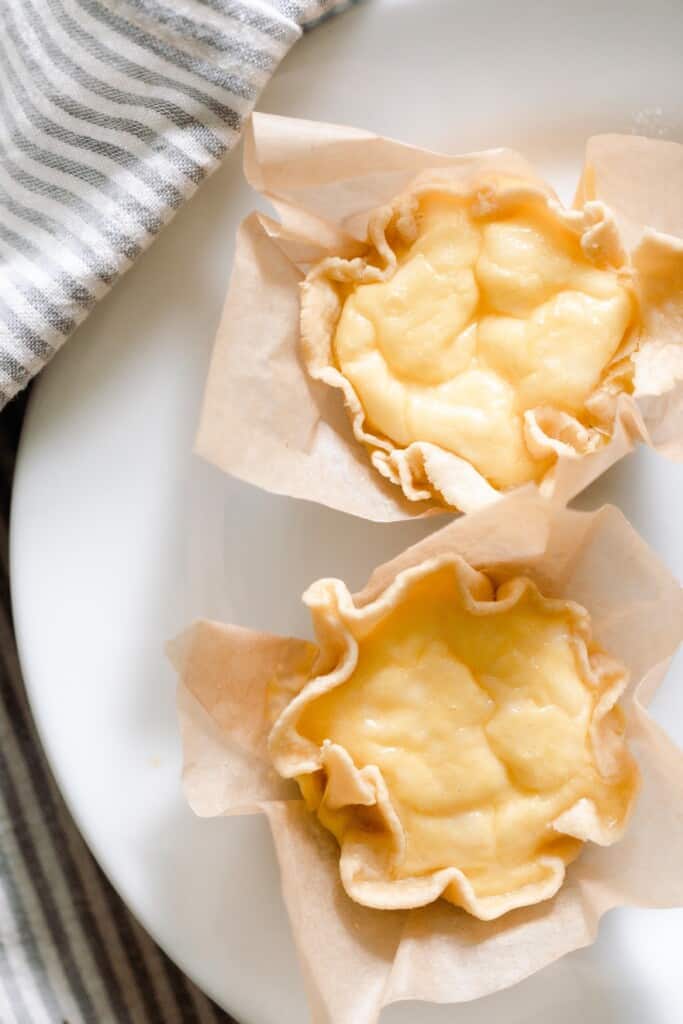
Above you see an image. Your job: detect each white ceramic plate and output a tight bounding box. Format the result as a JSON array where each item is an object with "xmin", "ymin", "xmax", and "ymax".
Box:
[{"xmin": 11, "ymin": 1, "xmax": 683, "ymax": 1021}]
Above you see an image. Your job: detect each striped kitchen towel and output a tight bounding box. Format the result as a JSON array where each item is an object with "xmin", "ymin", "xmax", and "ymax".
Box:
[{"xmin": 0, "ymin": 0, "xmax": 352, "ymax": 410}]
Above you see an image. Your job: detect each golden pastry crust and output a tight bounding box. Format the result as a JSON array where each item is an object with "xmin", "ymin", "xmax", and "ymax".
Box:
[
  {"xmin": 301, "ymin": 172, "xmax": 640, "ymax": 509},
  {"xmin": 268, "ymin": 556, "xmax": 639, "ymax": 920}
]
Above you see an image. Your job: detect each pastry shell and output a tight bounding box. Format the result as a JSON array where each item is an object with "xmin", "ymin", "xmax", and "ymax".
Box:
[{"xmin": 268, "ymin": 556, "xmax": 639, "ymax": 920}]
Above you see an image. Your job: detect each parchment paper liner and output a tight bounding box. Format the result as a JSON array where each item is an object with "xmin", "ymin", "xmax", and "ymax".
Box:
[
  {"xmin": 197, "ymin": 116, "xmax": 683, "ymax": 521},
  {"xmin": 171, "ymin": 494, "xmax": 683, "ymax": 1023}
]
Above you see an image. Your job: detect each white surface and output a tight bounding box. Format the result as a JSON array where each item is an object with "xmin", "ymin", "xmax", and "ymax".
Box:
[{"xmin": 10, "ymin": 1, "xmax": 683, "ymax": 1021}]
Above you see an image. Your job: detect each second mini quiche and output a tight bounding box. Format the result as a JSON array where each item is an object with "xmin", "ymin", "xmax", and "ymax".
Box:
[
  {"xmin": 172, "ymin": 497, "xmax": 683, "ymax": 1021},
  {"xmin": 269, "ymin": 555, "xmax": 639, "ymax": 920}
]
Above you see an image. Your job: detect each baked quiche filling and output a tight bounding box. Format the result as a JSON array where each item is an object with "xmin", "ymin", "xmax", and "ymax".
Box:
[
  {"xmin": 270, "ymin": 560, "xmax": 639, "ymax": 917},
  {"xmin": 331, "ymin": 187, "xmax": 635, "ymax": 489}
]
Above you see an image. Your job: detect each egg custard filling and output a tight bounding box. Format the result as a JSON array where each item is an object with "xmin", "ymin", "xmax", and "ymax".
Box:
[
  {"xmin": 314, "ymin": 181, "xmax": 637, "ymax": 493},
  {"xmin": 269, "ymin": 559, "xmax": 639, "ymax": 919}
]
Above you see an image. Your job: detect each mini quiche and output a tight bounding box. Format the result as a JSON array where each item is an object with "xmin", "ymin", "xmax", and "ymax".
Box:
[
  {"xmin": 301, "ymin": 173, "xmax": 640, "ymax": 508},
  {"xmin": 268, "ymin": 557, "xmax": 639, "ymax": 920}
]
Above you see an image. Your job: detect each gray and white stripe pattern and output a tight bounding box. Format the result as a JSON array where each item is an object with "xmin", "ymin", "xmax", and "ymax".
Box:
[{"xmin": 0, "ymin": 0, "xmax": 349, "ymax": 409}]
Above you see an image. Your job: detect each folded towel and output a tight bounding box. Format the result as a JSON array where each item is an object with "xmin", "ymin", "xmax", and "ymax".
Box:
[{"xmin": 0, "ymin": 0, "xmax": 350, "ymax": 408}]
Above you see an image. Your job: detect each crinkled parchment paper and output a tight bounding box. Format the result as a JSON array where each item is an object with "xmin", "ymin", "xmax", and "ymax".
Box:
[
  {"xmin": 170, "ymin": 494, "xmax": 683, "ymax": 1024},
  {"xmin": 196, "ymin": 116, "xmax": 683, "ymax": 521}
]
